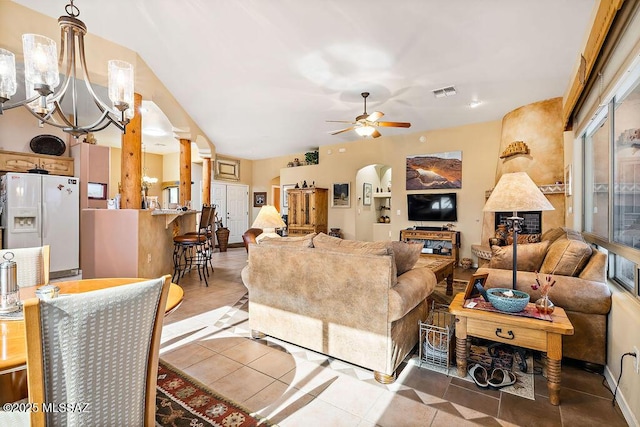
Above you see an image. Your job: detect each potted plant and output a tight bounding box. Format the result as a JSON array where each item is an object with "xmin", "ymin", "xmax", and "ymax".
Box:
[{"xmin": 214, "ymin": 213, "xmax": 230, "ymax": 252}]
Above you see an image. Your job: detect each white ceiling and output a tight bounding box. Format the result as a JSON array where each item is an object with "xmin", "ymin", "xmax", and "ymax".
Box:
[{"xmin": 11, "ymin": 0, "xmax": 596, "ymax": 160}]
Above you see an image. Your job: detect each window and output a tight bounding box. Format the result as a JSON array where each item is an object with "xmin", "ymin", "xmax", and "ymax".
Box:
[
  {"xmin": 584, "ymin": 113, "xmax": 610, "ymax": 239},
  {"xmin": 581, "ymin": 58, "xmax": 640, "ymax": 298}
]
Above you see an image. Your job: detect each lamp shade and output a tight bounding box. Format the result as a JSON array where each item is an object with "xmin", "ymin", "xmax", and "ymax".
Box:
[
  {"xmin": 252, "ymin": 205, "xmax": 286, "ymax": 229},
  {"xmin": 483, "ymin": 172, "xmax": 554, "ymax": 213},
  {"xmin": 355, "ymin": 125, "xmax": 375, "ymax": 137}
]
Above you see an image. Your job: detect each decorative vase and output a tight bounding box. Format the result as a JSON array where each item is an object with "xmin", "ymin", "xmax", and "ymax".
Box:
[
  {"xmin": 535, "ymin": 295, "xmax": 555, "ymax": 315},
  {"xmin": 215, "ymin": 227, "xmax": 230, "ymax": 252}
]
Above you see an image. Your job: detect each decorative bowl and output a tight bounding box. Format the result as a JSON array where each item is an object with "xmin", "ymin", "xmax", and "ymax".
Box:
[{"xmin": 486, "ymin": 288, "xmax": 530, "ymax": 313}]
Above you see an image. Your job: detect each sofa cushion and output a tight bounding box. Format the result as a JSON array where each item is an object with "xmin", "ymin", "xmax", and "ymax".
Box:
[
  {"xmin": 388, "ymin": 241, "xmax": 423, "ymax": 274},
  {"xmin": 312, "ymin": 233, "xmax": 422, "ymax": 274},
  {"xmin": 488, "ymin": 240, "xmax": 549, "ymax": 272},
  {"xmin": 259, "ymin": 233, "xmax": 316, "ymax": 247},
  {"xmin": 540, "ymin": 236, "xmax": 592, "ymax": 276}
]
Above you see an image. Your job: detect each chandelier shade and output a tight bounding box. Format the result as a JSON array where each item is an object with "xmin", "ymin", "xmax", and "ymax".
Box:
[
  {"xmin": 0, "ymin": 49, "xmax": 17, "ymax": 100},
  {"xmin": 0, "ymin": 0, "xmax": 134, "ymax": 137}
]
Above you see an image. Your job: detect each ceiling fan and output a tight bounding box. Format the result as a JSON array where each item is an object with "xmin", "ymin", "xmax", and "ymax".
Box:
[{"xmin": 327, "ymin": 92, "xmax": 411, "ymax": 138}]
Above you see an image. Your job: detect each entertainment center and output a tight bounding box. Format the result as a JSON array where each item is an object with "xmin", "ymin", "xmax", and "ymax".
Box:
[{"xmin": 400, "ymin": 227, "xmax": 460, "ymax": 265}]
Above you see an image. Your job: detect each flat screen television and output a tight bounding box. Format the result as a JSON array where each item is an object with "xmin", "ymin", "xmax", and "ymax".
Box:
[{"xmin": 407, "ymin": 193, "xmax": 457, "ymax": 222}]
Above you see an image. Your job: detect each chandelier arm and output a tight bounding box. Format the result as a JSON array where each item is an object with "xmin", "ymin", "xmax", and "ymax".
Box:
[
  {"xmin": 76, "ymin": 35, "xmax": 119, "ymax": 116},
  {"xmin": 2, "ymin": 93, "xmax": 43, "ymax": 111}
]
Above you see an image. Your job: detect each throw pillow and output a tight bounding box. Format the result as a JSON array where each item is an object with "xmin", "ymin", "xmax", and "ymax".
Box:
[
  {"xmin": 541, "ymin": 227, "xmax": 566, "ymax": 243},
  {"xmin": 259, "ymin": 233, "xmax": 316, "ymax": 248},
  {"xmin": 312, "ymin": 233, "xmax": 420, "ymax": 275},
  {"xmin": 488, "ymin": 240, "xmax": 550, "ymax": 272},
  {"xmin": 388, "ymin": 241, "xmax": 423, "ymax": 275},
  {"xmin": 540, "ymin": 236, "xmax": 592, "ymax": 276}
]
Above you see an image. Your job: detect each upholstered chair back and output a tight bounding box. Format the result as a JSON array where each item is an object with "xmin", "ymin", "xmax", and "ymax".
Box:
[
  {"xmin": 0, "ymin": 246, "xmax": 50, "ymax": 287},
  {"xmin": 23, "ymin": 275, "xmax": 170, "ymax": 427}
]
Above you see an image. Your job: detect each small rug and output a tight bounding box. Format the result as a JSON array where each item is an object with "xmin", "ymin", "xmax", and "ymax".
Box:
[
  {"xmin": 156, "ymin": 360, "xmax": 274, "ymax": 426},
  {"xmin": 417, "ymin": 343, "xmax": 535, "ymax": 400}
]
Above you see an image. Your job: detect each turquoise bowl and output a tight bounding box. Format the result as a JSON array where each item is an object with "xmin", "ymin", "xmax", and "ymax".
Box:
[{"xmin": 486, "ymin": 288, "xmax": 530, "ymax": 313}]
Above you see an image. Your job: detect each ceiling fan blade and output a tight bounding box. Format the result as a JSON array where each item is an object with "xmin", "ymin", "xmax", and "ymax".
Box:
[
  {"xmin": 371, "ymin": 129, "xmax": 382, "ymax": 138},
  {"xmin": 366, "ymin": 111, "xmax": 384, "ymax": 122},
  {"xmin": 330, "ymin": 126, "xmax": 355, "ymax": 135},
  {"xmin": 326, "ymin": 120, "xmax": 356, "ymax": 123},
  {"xmin": 375, "ymin": 121, "xmax": 411, "ymax": 128}
]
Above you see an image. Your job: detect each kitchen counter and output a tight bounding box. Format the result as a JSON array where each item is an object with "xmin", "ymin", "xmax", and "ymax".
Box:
[
  {"xmin": 80, "ymin": 209, "xmax": 197, "ymax": 278},
  {"xmin": 151, "ymin": 209, "xmax": 198, "ymax": 228}
]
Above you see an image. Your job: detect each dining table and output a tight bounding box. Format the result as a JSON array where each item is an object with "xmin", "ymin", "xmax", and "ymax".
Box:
[{"xmin": 0, "ymin": 277, "xmax": 184, "ymax": 404}]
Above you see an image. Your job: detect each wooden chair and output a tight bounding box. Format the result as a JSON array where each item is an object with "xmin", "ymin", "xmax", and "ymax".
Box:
[
  {"xmin": 0, "ymin": 246, "xmax": 50, "ymax": 287},
  {"xmin": 22, "ymin": 275, "xmax": 171, "ymax": 426}
]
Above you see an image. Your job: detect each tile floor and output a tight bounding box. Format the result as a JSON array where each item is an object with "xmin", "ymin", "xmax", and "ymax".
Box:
[{"xmin": 159, "ymin": 248, "xmax": 629, "ymax": 427}]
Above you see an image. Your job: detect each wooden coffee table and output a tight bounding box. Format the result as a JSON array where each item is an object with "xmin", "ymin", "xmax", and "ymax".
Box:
[
  {"xmin": 415, "ymin": 258, "xmax": 456, "ymax": 295},
  {"xmin": 448, "ymin": 293, "xmax": 574, "ymax": 405}
]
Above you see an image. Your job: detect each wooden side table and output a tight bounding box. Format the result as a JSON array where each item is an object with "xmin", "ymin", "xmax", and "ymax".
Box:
[{"xmin": 448, "ymin": 293, "xmax": 574, "ymax": 405}]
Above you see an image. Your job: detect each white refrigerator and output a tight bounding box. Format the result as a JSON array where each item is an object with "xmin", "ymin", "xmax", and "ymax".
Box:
[{"xmin": 1, "ymin": 172, "xmax": 79, "ymax": 277}]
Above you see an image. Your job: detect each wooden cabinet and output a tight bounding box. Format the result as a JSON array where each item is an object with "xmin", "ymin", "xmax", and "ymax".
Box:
[
  {"xmin": 287, "ymin": 188, "xmax": 328, "ymax": 236},
  {"xmin": 400, "ymin": 228, "xmax": 461, "ymax": 264},
  {"xmin": 0, "ymin": 150, "xmax": 74, "ymax": 176}
]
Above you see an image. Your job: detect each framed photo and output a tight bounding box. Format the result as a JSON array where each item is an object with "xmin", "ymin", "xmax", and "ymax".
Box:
[
  {"xmin": 332, "ymin": 182, "xmax": 350, "ymax": 208},
  {"xmin": 463, "ymin": 273, "xmax": 489, "ymax": 300},
  {"xmin": 281, "ymin": 184, "xmax": 296, "ymax": 208},
  {"xmin": 564, "ymin": 164, "xmax": 572, "ymax": 197},
  {"xmin": 363, "ymin": 182, "xmax": 372, "ymax": 206},
  {"xmin": 253, "ymin": 192, "xmax": 267, "ymax": 207},
  {"xmin": 214, "ymin": 156, "xmax": 240, "ymax": 181}
]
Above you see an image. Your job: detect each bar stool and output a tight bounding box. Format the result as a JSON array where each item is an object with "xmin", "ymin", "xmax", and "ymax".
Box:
[
  {"xmin": 172, "ymin": 205, "xmax": 214, "ymax": 285},
  {"xmin": 184, "ymin": 205, "xmax": 216, "ymax": 276}
]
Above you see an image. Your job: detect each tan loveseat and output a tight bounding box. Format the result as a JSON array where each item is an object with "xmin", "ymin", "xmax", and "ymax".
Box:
[
  {"xmin": 241, "ymin": 233, "xmax": 437, "ymax": 383},
  {"xmin": 477, "ymin": 227, "xmax": 611, "ymax": 365}
]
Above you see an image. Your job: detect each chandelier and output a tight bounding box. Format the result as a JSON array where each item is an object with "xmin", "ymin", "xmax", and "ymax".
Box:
[{"xmin": 0, "ymin": 0, "xmax": 134, "ymax": 137}]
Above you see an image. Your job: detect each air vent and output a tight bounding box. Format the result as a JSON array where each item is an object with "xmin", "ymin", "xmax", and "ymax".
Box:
[{"xmin": 432, "ymin": 86, "xmax": 457, "ymax": 98}]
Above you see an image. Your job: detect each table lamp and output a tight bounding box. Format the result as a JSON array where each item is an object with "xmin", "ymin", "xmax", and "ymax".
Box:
[
  {"xmin": 252, "ymin": 205, "xmax": 286, "ymax": 242},
  {"xmin": 483, "ymin": 172, "xmax": 554, "ymax": 289}
]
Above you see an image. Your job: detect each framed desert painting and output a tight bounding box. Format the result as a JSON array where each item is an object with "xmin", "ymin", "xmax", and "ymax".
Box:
[
  {"xmin": 332, "ymin": 182, "xmax": 350, "ymax": 208},
  {"xmin": 406, "ymin": 151, "xmax": 462, "ymax": 190}
]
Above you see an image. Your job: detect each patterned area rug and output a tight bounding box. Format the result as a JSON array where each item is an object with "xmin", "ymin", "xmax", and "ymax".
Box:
[{"xmin": 156, "ymin": 360, "xmax": 274, "ymax": 426}]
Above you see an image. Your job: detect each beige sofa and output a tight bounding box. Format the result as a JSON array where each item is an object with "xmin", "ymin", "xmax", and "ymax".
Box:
[
  {"xmin": 241, "ymin": 233, "xmax": 437, "ymax": 383},
  {"xmin": 477, "ymin": 227, "xmax": 611, "ymax": 365}
]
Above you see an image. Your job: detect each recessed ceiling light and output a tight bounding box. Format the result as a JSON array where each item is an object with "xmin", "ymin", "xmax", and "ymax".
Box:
[
  {"xmin": 469, "ymin": 100, "xmax": 483, "ymax": 108},
  {"xmin": 143, "ymin": 128, "xmax": 166, "ymax": 137}
]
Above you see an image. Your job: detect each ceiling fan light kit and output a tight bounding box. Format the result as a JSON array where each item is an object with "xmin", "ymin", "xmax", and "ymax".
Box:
[{"xmin": 328, "ymin": 92, "xmax": 411, "ymax": 138}]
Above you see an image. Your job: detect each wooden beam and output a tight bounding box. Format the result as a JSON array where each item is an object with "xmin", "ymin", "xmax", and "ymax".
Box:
[
  {"xmin": 121, "ymin": 93, "xmax": 142, "ymax": 209},
  {"xmin": 179, "ymin": 138, "xmax": 191, "ymax": 205},
  {"xmin": 202, "ymin": 157, "xmax": 211, "ymax": 205},
  {"xmin": 563, "ymin": 0, "xmax": 625, "ymax": 129}
]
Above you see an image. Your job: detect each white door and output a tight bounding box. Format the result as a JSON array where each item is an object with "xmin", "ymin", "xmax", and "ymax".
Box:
[
  {"xmin": 42, "ymin": 176, "xmax": 79, "ymax": 273},
  {"xmin": 226, "ymin": 184, "xmax": 248, "ymax": 243},
  {"xmin": 211, "ymin": 183, "xmax": 248, "ymax": 244}
]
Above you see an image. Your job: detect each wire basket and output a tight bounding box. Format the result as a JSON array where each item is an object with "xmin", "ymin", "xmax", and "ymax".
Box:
[{"xmin": 419, "ymin": 302, "xmax": 455, "ymax": 373}]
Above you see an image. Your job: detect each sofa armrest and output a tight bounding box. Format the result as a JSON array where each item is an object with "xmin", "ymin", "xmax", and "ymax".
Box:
[
  {"xmin": 388, "ymin": 267, "xmax": 437, "ymax": 322},
  {"xmin": 476, "ymin": 267, "xmax": 611, "ymax": 315}
]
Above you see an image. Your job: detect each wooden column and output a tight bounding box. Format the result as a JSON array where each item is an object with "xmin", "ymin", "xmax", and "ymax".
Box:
[
  {"xmin": 202, "ymin": 158, "xmax": 211, "ymax": 205},
  {"xmin": 121, "ymin": 93, "xmax": 142, "ymax": 209},
  {"xmin": 179, "ymin": 138, "xmax": 191, "ymax": 205}
]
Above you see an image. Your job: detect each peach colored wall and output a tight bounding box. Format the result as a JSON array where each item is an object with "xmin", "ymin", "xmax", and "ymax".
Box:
[
  {"xmin": 81, "ymin": 209, "xmax": 195, "ymax": 278},
  {"xmin": 252, "ymin": 121, "xmax": 502, "ymax": 263},
  {"xmin": 480, "ymin": 98, "xmax": 566, "ymax": 243}
]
